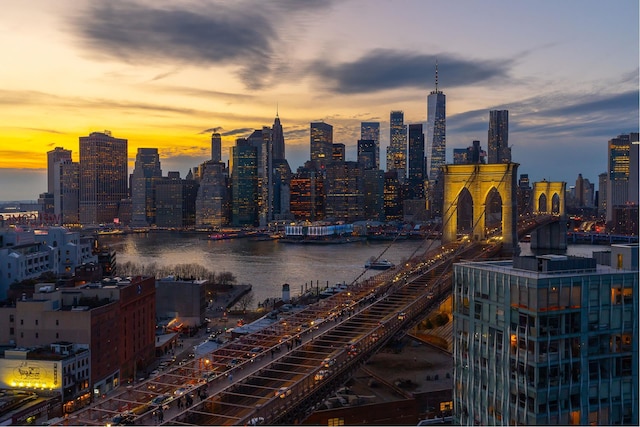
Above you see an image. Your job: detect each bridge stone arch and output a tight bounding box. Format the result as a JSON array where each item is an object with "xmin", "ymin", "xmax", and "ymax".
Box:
[
  {"xmin": 442, "ymin": 163, "xmax": 519, "ymax": 253},
  {"xmin": 533, "ymin": 180, "xmax": 566, "ymax": 216}
]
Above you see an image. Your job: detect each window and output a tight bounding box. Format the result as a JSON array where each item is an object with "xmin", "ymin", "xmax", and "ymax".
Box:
[{"xmin": 35, "ymin": 319, "xmax": 38, "ymax": 326}]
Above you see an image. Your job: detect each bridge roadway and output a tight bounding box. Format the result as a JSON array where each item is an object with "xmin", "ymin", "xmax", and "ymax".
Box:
[{"xmin": 68, "ymin": 218, "xmax": 552, "ymax": 426}]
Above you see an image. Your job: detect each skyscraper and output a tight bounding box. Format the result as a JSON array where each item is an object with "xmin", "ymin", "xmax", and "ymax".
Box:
[
  {"xmin": 211, "ymin": 132, "xmax": 222, "ymax": 162},
  {"xmin": 195, "ymin": 161, "xmax": 229, "ymax": 227},
  {"xmin": 231, "ymin": 139, "xmax": 258, "ymax": 226},
  {"xmin": 357, "ymin": 139, "xmax": 377, "ymax": 170},
  {"xmin": 407, "ymin": 123, "xmax": 425, "ymax": 199},
  {"xmin": 426, "ymin": 65, "xmax": 446, "ymax": 181},
  {"xmin": 606, "ymin": 132, "xmax": 639, "ymax": 222},
  {"xmin": 47, "ymin": 147, "xmax": 72, "ymax": 194},
  {"xmin": 488, "ymin": 110, "xmax": 510, "ymax": 163},
  {"xmin": 360, "ymin": 122, "xmax": 380, "ymax": 170},
  {"xmin": 79, "ymin": 131, "xmax": 128, "ymax": 225},
  {"xmin": 324, "ymin": 161, "xmax": 364, "ymax": 222},
  {"xmin": 387, "ymin": 111, "xmax": 407, "ymax": 179},
  {"xmin": 310, "ymin": 122, "xmax": 333, "ymax": 168},
  {"xmin": 271, "ymin": 112, "xmax": 292, "ymax": 220},
  {"xmin": 155, "ymin": 172, "xmax": 199, "ymax": 228},
  {"xmin": 247, "ymin": 127, "xmax": 273, "ymax": 226},
  {"xmin": 131, "ymin": 148, "xmax": 162, "ymax": 226},
  {"xmin": 598, "ymin": 172, "xmax": 608, "ymax": 218},
  {"xmin": 54, "ymin": 159, "xmax": 79, "ymax": 225},
  {"xmin": 272, "ymin": 112, "xmax": 286, "ymax": 161}
]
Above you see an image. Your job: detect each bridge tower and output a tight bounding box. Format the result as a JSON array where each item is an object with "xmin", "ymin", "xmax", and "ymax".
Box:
[
  {"xmin": 442, "ymin": 163, "xmax": 519, "ymax": 254},
  {"xmin": 533, "ymin": 180, "xmax": 566, "ymax": 216},
  {"xmin": 531, "ymin": 180, "xmax": 567, "ymax": 250}
]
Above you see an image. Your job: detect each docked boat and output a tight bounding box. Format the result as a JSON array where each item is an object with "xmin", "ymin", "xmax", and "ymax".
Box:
[{"xmin": 364, "ymin": 259, "xmax": 395, "ymax": 270}]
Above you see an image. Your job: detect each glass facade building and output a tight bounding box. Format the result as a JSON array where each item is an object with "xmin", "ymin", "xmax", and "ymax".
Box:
[
  {"xmin": 606, "ymin": 133, "xmax": 639, "ymax": 222},
  {"xmin": 453, "ymin": 253, "xmax": 638, "ymax": 425},
  {"xmin": 426, "ymin": 87, "xmax": 445, "ymax": 182},
  {"xmin": 360, "ymin": 122, "xmax": 380, "ymax": 170},
  {"xmin": 310, "ymin": 122, "xmax": 333, "ymax": 168},
  {"xmin": 488, "ymin": 110, "xmax": 511, "ymax": 164},
  {"xmin": 408, "ymin": 123, "xmax": 425, "ymax": 199},
  {"xmin": 230, "ymin": 140, "xmax": 258, "ymax": 227},
  {"xmin": 387, "ymin": 111, "xmax": 407, "ymax": 179},
  {"xmin": 79, "ymin": 131, "xmax": 128, "ymax": 225},
  {"xmin": 131, "ymin": 148, "xmax": 162, "ymax": 226}
]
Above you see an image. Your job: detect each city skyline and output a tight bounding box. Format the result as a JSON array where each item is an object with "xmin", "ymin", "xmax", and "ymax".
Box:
[{"xmin": 0, "ymin": 0, "xmax": 638, "ymax": 201}]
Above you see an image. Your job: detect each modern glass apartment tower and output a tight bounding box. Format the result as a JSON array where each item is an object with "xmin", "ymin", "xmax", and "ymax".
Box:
[{"xmin": 453, "ymin": 253, "xmax": 638, "ymax": 425}]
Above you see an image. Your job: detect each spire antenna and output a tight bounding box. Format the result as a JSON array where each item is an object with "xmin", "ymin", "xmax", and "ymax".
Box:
[
  {"xmin": 276, "ymin": 102, "xmax": 279, "ymax": 118},
  {"xmin": 435, "ymin": 59, "xmax": 439, "ymax": 92}
]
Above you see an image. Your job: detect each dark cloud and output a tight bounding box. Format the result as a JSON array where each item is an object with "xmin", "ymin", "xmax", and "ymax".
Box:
[
  {"xmin": 221, "ymin": 128, "xmax": 254, "ymax": 137},
  {"xmin": 73, "ymin": 2, "xmax": 276, "ymax": 88},
  {"xmin": 540, "ymin": 90, "xmax": 638, "ymax": 117},
  {"xmin": 200, "ymin": 127, "xmax": 224, "ymax": 134},
  {"xmin": 310, "ymin": 50, "xmax": 513, "ymax": 94},
  {"xmin": 72, "ymin": 1, "xmax": 336, "ymax": 89},
  {"xmin": 448, "ymin": 89, "xmax": 639, "ymax": 142}
]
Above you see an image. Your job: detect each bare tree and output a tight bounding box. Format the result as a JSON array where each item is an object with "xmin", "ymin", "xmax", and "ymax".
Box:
[
  {"xmin": 235, "ymin": 292, "xmax": 255, "ymax": 313},
  {"xmin": 216, "ymin": 272, "xmax": 237, "ymax": 286}
]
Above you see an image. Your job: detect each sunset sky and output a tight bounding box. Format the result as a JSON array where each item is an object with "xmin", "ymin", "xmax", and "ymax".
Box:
[{"xmin": 0, "ymin": 0, "xmax": 638, "ymax": 201}]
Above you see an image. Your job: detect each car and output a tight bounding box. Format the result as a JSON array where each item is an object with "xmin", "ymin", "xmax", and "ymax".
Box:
[
  {"xmin": 226, "ymin": 358, "xmax": 241, "ymax": 369},
  {"xmin": 247, "ymin": 346, "xmax": 263, "ymax": 358},
  {"xmin": 347, "ymin": 344, "xmax": 358, "ymax": 357},
  {"xmin": 397, "ymin": 311, "xmax": 406, "ymax": 320},
  {"xmin": 248, "ymin": 416, "xmax": 265, "ymax": 425},
  {"xmin": 174, "ymin": 387, "xmax": 189, "ymax": 396},
  {"xmin": 314, "ymin": 369, "xmax": 329, "ymax": 381},
  {"xmin": 201, "ymin": 371, "xmax": 218, "ymax": 382},
  {"xmin": 111, "ymin": 412, "xmax": 135, "ymax": 425},
  {"xmin": 275, "ymin": 387, "xmax": 291, "ymax": 398},
  {"xmin": 322, "ymin": 357, "xmax": 336, "ymax": 368},
  {"xmin": 150, "ymin": 394, "xmax": 172, "ymax": 406}
]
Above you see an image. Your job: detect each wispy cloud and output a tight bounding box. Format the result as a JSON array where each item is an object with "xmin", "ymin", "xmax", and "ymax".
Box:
[
  {"xmin": 200, "ymin": 127, "xmax": 224, "ymax": 134},
  {"xmin": 221, "ymin": 128, "xmax": 254, "ymax": 137}
]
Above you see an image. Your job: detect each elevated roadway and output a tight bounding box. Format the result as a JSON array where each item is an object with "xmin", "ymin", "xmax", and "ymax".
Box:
[{"xmin": 68, "ymin": 218, "xmax": 552, "ymax": 426}]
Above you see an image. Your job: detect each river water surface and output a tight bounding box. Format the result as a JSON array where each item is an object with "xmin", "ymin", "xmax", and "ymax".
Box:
[{"xmin": 98, "ymin": 232, "xmax": 608, "ymax": 307}]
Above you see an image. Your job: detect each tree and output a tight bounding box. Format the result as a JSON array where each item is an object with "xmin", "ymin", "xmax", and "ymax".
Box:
[
  {"xmin": 216, "ymin": 272, "xmax": 237, "ymax": 286},
  {"xmin": 235, "ymin": 292, "xmax": 255, "ymax": 313}
]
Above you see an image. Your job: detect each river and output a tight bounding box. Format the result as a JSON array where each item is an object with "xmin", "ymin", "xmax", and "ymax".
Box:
[{"xmin": 98, "ymin": 232, "xmax": 609, "ymax": 307}]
